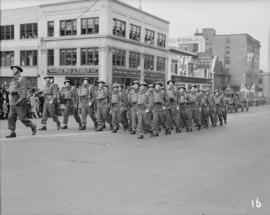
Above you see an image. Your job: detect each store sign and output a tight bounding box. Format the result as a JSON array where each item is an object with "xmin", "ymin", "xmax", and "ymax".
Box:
[
  {"xmin": 113, "ymin": 69, "xmax": 140, "ymax": 77},
  {"xmin": 47, "ymin": 68, "xmax": 98, "ymax": 75},
  {"xmin": 144, "ymin": 71, "xmax": 165, "ymax": 79},
  {"xmin": 172, "ymin": 75, "xmax": 212, "ymax": 84}
]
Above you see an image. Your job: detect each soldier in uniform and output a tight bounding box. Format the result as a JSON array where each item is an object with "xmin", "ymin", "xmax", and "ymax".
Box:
[
  {"xmin": 60, "ymin": 79, "xmax": 82, "ymax": 129},
  {"xmin": 146, "ymin": 84, "xmax": 154, "ymax": 129},
  {"xmin": 184, "ymin": 88, "xmax": 194, "ymax": 132},
  {"xmin": 178, "ymin": 86, "xmax": 189, "ymax": 131},
  {"xmin": 118, "ymin": 84, "xmax": 128, "ymax": 131},
  {"xmin": 200, "ymin": 90, "xmax": 209, "ymax": 129},
  {"xmin": 137, "ymin": 81, "xmax": 151, "ymax": 139},
  {"xmin": 152, "ymin": 82, "xmax": 170, "ymax": 137},
  {"xmin": 95, "ymin": 80, "xmax": 110, "ymax": 131},
  {"xmin": 129, "ymin": 80, "xmax": 140, "ymax": 134},
  {"xmin": 78, "ymin": 78, "xmax": 98, "ymax": 130},
  {"xmin": 166, "ymin": 80, "xmax": 181, "ymax": 133},
  {"xmin": 220, "ymin": 91, "xmax": 228, "ymax": 124},
  {"xmin": 207, "ymin": 90, "xmax": 217, "ymax": 127},
  {"xmin": 111, "ymin": 83, "xmax": 121, "ymax": 133},
  {"xmin": 214, "ymin": 90, "xmax": 224, "ymax": 126},
  {"xmin": 189, "ymin": 85, "xmax": 202, "ymax": 130},
  {"xmin": 126, "ymin": 86, "xmax": 134, "ymax": 132},
  {"xmin": 39, "ymin": 76, "xmax": 61, "ymax": 130},
  {"xmin": 6, "ymin": 65, "xmax": 37, "ymax": 138}
]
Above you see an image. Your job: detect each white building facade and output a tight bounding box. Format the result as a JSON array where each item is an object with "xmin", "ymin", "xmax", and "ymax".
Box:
[{"xmin": 0, "ymin": 0, "xmax": 169, "ymax": 88}]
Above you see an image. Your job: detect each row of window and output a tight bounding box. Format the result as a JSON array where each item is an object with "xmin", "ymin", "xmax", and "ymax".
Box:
[
  {"xmin": 0, "ymin": 49, "xmax": 166, "ymax": 72},
  {"xmin": 1, "ymin": 17, "xmax": 166, "ymax": 48},
  {"xmin": 113, "ymin": 18, "xmax": 166, "ymax": 47}
]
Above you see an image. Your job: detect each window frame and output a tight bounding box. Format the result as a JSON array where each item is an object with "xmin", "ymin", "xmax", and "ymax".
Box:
[
  {"xmin": 129, "ymin": 51, "xmax": 140, "ymax": 68},
  {"xmin": 20, "ymin": 23, "xmax": 38, "ymax": 39},
  {"xmin": 59, "ymin": 48, "xmax": 77, "ymax": 66},
  {"xmin": 0, "ymin": 25, "xmax": 14, "ymax": 40},
  {"xmin": 157, "ymin": 56, "xmax": 165, "ymax": 72},
  {"xmin": 144, "ymin": 54, "xmax": 154, "ymax": 71},
  {"xmin": 47, "ymin": 21, "xmax": 54, "ymax": 37},
  {"xmin": 157, "ymin": 33, "xmax": 166, "ymax": 47},
  {"xmin": 80, "ymin": 47, "xmax": 99, "ymax": 65},
  {"xmin": 81, "ymin": 17, "xmax": 99, "ymax": 35},
  {"xmin": 144, "ymin": 29, "xmax": 155, "ymax": 45},
  {"xmin": 60, "ymin": 19, "xmax": 77, "ymax": 36},
  {"xmin": 112, "ymin": 48, "xmax": 126, "ymax": 67},
  {"xmin": 129, "ymin": 24, "xmax": 141, "ymax": 41},
  {"xmin": 47, "ymin": 49, "xmax": 54, "ymax": 66},
  {"xmin": 20, "ymin": 50, "xmax": 38, "ymax": 66},
  {"xmin": 0, "ymin": 51, "xmax": 15, "ymax": 67},
  {"xmin": 113, "ymin": 18, "xmax": 126, "ymax": 38}
]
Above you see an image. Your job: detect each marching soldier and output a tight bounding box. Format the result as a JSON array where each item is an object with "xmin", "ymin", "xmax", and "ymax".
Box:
[
  {"xmin": 118, "ymin": 84, "xmax": 129, "ymax": 131},
  {"xmin": 39, "ymin": 76, "xmax": 61, "ymax": 131},
  {"xmin": 137, "ymin": 81, "xmax": 151, "ymax": 139},
  {"xmin": 200, "ymin": 90, "xmax": 209, "ymax": 129},
  {"xmin": 95, "ymin": 80, "xmax": 110, "ymax": 131},
  {"xmin": 166, "ymin": 80, "xmax": 181, "ymax": 133},
  {"xmin": 130, "ymin": 80, "xmax": 140, "ymax": 134},
  {"xmin": 152, "ymin": 82, "xmax": 170, "ymax": 137},
  {"xmin": 220, "ymin": 91, "xmax": 228, "ymax": 124},
  {"xmin": 178, "ymin": 86, "xmax": 191, "ymax": 132},
  {"xmin": 111, "ymin": 83, "xmax": 121, "ymax": 133},
  {"xmin": 207, "ymin": 90, "xmax": 217, "ymax": 127},
  {"xmin": 78, "ymin": 78, "xmax": 98, "ymax": 130},
  {"xmin": 6, "ymin": 65, "xmax": 37, "ymax": 138},
  {"xmin": 189, "ymin": 85, "xmax": 202, "ymax": 130},
  {"xmin": 146, "ymin": 84, "xmax": 154, "ymax": 129},
  {"xmin": 214, "ymin": 90, "xmax": 224, "ymax": 126},
  {"xmin": 126, "ymin": 86, "xmax": 134, "ymax": 132},
  {"xmin": 60, "ymin": 79, "xmax": 82, "ymax": 129},
  {"xmin": 185, "ymin": 88, "xmax": 194, "ymax": 132}
]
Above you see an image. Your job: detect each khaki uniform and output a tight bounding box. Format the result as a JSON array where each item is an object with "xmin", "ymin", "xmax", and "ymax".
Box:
[
  {"xmin": 111, "ymin": 91, "xmax": 121, "ymax": 130},
  {"xmin": 137, "ymin": 89, "xmax": 151, "ymax": 135},
  {"xmin": 130, "ymin": 89, "xmax": 139, "ymax": 131},
  {"xmin": 166, "ymin": 86, "xmax": 180, "ymax": 132},
  {"xmin": 96, "ymin": 87, "xmax": 109, "ymax": 129}
]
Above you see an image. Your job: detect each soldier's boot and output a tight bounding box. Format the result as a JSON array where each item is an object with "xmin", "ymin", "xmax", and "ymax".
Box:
[
  {"xmin": 57, "ymin": 122, "xmax": 61, "ymax": 130},
  {"xmin": 61, "ymin": 124, "xmax": 68, "ymax": 129},
  {"xmin": 79, "ymin": 124, "xmax": 86, "ymax": 130},
  {"xmin": 6, "ymin": 132, "xmax": 16, "ymax": 138},
  {"xmin": 138, "ymin": 135, "xmax": 144, "ymax": 139},
  {"xmin": 151, "ymin": 131, "xmax": 159, "ymax": 137},
  {"xmin": 38, "ymin": 125, "xmax": 47, "ymax": 131},
  {"xmin": 129, "ymin": 129, "xmax": 136, "ymax": 135},
  {"xmin": 31, "ymin": 124, "xmax": 37, "ymax": 136},
  {"xmin": 219, "ymin": 121, "xmax": 223, "ymax": 126},
  {"xmin": 165, "ymin": 129, "xmax": 171, "ymax": 135},
  {"xmin": 175, "ymin": 127, "xmax": 181, "ymax": 133},
  {"xmin": 112, "ymin": 127, "xmax": 118, "ymax": 133},
  {"xmin": 197, "ymin": 124, "xmax": 201, "ymax": 131},
  {"xmin": 96, "ymin": 125, "xmax": 103, "ymax": 132}
]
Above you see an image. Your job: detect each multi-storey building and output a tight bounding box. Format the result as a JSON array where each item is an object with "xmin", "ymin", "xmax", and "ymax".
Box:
[
  {"xmin": 195, "ymin": 28, "xmax": 261, "ymax": 91},
  {"xmin": 0, "ymin": 0, "xmax": 169, "ymax": 88}
]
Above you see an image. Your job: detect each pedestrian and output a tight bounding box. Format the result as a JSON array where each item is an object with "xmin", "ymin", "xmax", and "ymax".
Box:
[
  {"xmin": 38, "ymin": 76, "xmax": 61, "ymax": 131},
  {"xmin": 30, "ymin": 91, "xmax": 39, "ymax": 119},
  {"xmin": 60, "ymin": 79, "xmax": 82, "ymax": 130},
  {"xmin": 6, "ymin": 65, "xmax": 37, "ymax": 138}
]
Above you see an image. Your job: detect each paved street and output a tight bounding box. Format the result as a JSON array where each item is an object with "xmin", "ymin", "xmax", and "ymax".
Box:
[{"xmin": 1, "ymin": 105, "xmax": 270, "ymax": 215}]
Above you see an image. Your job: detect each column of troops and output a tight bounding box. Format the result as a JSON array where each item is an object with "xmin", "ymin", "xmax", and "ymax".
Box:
[
  {"xmin": 38, "ymin": 76, "xmax": 228, "ymax": 140},
  {"xmin": 5, "ymin": 65, "xmax": 227, "ymax": 139}
]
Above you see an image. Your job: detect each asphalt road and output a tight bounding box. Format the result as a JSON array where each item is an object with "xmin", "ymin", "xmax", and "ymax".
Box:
[{"xmin": 1, "ymin": 105, "xmax": 270, "ymax": 215}]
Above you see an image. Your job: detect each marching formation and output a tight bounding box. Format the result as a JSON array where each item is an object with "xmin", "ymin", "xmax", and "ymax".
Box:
[{"xmin": 6, "ymin": 65, "xmax": 228, "ymax": 139}]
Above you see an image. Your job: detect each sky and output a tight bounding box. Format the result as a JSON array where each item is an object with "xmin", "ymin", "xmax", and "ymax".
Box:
[{"xmin": 1, "ymin": 0, "xmax": 270, "ymax": 71}]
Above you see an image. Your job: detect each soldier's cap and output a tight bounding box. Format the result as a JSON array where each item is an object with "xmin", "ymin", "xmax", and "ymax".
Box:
[
  {"xmin": 43, "ymin": 75, "xmax": 53, "ymax": 79},
  {"xmin": 112, "ymin": 83, "xmax": 119, "ymax": 88},
  {"xmin": 133, "ymin": 80, "xmax": 140, "ymax": 85},
  {"xmin": 167, "ymin": 79, "xmax": 175, "ymax": 85},
  {"xmin": 128, "ymin": 86, "xmax": 135, "ymax": 90},
  {"xmin": 148, "ymin": 84, "xmax": 154, "ymax": 88},
  {"xmin": 154, "ymin": 81, "xmax": 163, "ymax": 87},
  {"xmin": 83, "ymin": 78, "xmax": 90, "ymax": 82},
  {"xmin": 139, "ymin": 81, "xmax": 147, "ymax": 86},
  {"xmin": 97, "ymin": 80, "xmax": 106, "ymax": 84},
  {"xmin": 190, "ymin": 85, "xmax": 197, "ymax": 89},
  {"xmin": 214, "ymin": 90, "xmax": 220, "ymax": 93},
  {"xmin": 178, "ymin": 86, "xmax": 186, "ymax": 90},
  {"xmin": 64, "ymin": 79, "xmax": 71, "ymax": 84},
  {"xmin": 11, "ymin": 65, "xmax": 23, "ymax": 73}
]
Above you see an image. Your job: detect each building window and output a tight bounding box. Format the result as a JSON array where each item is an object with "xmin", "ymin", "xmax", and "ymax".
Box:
[
  {"xmin": 113, "ymin": 18, "xmax": 126, "ymax": 37},
  {"xmin": 157, "ymin": 57, "xmax": 165, "ymax": 72},
  {"xmin": 225, "ymin": 50, "xmax": 230, "ymax": 54},
  {"xmin": 0, "ymin": 25, "xmax": 14, "ymax": 40},
  {"xmin": 20, "ymin": 23, "xmax": 38, "ymax": 39},
  {"xmin": 144, "ymin": 54, "xmax": 154, "ymax": 70},
  {"xmin": 112, "ymin": 49, "xmax": 126, "ymax": 67},
  {"xmin": 47, "ymin": 21, "xmax": 54, "ymax": 37},
  {"xmin": 157, "ymin": 33, "xmax": 166, "ymax": 47},
  {"xmin": 129, "ymin": 24, "xmax": 140, "ymax": 41},
  {"xmin": 60, "ymin": 20, "xmax": 77, "ymax": 36},
  {"xmin": 81, "ymin": 48, "xmax": 99, "ymax": 65},
  {"xmin": 0, "ymin": 51, "xmax": 14, "ymax": 67},
  {"xmin": 225, "ymin": 56, "xmax": 230, "ymax": 65},
  {"xmin": 171, "ymin": 60, "xmax": 178, "ymax": 75},
  {"xmin": 60, "ymin": 48, "xmax": 77, "ymax": 65},
  {"xmin": 47, "ymin": 49, "xmax": 54, "ymax": 66},
  {"xmin": 81, "ymin": 17, "xmax": 99, "ymax": 35},
  {"xmin": 145, "ymin": 29, "xmax": 154, "ymax": 45},
  {"xmin": 225, "ymin": 36, "xmax": 230, "ymax": 44},
  {"xmin": 20, "ymin": 50, "xmax": 37, "ymax": 66},
  {"xmin": 129, "ymin": 51, "xmax": 140, "ymax": 68}
]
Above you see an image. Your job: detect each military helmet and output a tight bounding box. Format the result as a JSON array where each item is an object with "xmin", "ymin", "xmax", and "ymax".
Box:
[
  {"xmin": 11, "ymin": 65, "xmax": 23, "ymax": 73},
  {"xmin": 112, "ymin": 83, "xmax": 119, "ymax": 88},
  {"xmin": 97, "ymin": 80, "xmax": 105, "ymax": 84},
  {"xmin": 154, "ymin": 81, "xmax": 163, "ymax": 87},
  {"xmin": 133, "ymin": 80, "xmax": 140, "ymax": 85},
  {"xmin": 167, "ymin": 79, "xmax": 175, "ymax": 85},
  {"xmin": 64, "ymin": 79, "xmax": 71, "ymax": 84},
  {"xmin": 139, "ymin": 81, "xmax": 147, "ymax": 86}
]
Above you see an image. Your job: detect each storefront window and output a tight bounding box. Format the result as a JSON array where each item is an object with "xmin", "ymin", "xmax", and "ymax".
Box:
[
  {"xmin": 20, "ymin": 50, "xmax": 37, "ymax": 66},
  {"xmin": 60, "ymin": 48, "xmax": 77, "ymax": 65},
  {"xmin": 0, "ymin": 25, "xmax": 14, "ymax": 40},
  {"xmin": 81, "ymin": 48, "xmax": 99, "ymax": 65},
  {"xmin": 112, "ymin": 49, "xmax": 126, "ymax": 67},
  {"xmin": 0, "ymin": 51, "xmax": 14, "ymax": 67},
  {"xmin": 129, "ymin": 51, "xmax": 140, "ymax": 68},
  {"xmin": 129, "ymin": 24, "xmax": 140, "ymax": 41},
  {"xmin": 60, "ymin": 20, "xmax": 77, "ymax": 36},
  {"xmin": 20, "ymin": 23, "xmax": 38, "ymax": 39},
  {"xmin": 144, "ymin": 54, "xmax": 154, "ymax": 70},
  {"xmin": 113, "ymin": 18, "xmax": 126, "ymax": 37},
  {"xmin": 81, "ymin": 17, "xmax": 99, "ymax": 35}
]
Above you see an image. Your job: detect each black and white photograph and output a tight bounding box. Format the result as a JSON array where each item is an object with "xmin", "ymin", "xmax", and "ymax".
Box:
[{"xmin": 0, "ymin": 0, "xmax": 270, "ymax": 214}]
